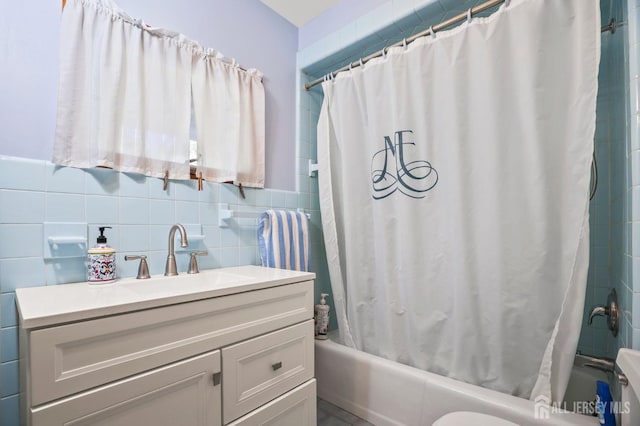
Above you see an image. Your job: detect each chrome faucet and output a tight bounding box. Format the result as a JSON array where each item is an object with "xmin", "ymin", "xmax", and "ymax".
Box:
[{"xmin": 165, "ymin": 224, "xmax": 189, "ymax": 276}]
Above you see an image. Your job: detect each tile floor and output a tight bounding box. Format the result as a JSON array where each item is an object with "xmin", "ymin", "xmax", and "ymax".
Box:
[{"xmin": 317, "ymin": 398, "xmax": 375, "ymax": 425}]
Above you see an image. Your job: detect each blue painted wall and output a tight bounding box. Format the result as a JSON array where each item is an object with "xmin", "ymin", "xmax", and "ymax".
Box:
[
  {"xmin": 298, "ymin": 0, "xmax": 388, "ymax": 49},
  {"xmin": 0, "ymin": 0, "xmax": 298, "ymax": 190}
]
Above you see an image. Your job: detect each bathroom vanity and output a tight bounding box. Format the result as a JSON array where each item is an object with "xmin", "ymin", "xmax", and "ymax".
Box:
[{"xmin": 15, "ymin": 265, "xmax": 316, "ymax": 426}]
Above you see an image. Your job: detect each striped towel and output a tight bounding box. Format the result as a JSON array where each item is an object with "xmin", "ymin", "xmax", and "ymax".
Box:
[{"xmin": 258, "ymin": 210, "xmax": 311, "ymax": 271}]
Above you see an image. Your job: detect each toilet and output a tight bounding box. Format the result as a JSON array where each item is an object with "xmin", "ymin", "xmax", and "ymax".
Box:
[
  {"xmin": 433, "ymin": 411, "xmax": 518, "ymax": 425},
  {"xmin": 615, "ymin": 349, "xmax": 640, "ymax": 426},
  {"xmin": 433, "ymin": 348, "xmax": 640, "ymax": 425}
]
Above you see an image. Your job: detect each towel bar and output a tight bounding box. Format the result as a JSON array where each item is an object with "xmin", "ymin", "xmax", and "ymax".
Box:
[{"xmin": 218, "ymin": 204, "xmax": 310, "ymax": 228}]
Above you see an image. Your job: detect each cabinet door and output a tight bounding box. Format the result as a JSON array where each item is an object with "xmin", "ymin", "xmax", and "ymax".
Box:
[
  {"xmin": 31, "ymin": 350, "xmax": 221, "ymax": 426},
  {"xmin": 228, "ymin": 379, "xmax": 316, "ymax": 426}
]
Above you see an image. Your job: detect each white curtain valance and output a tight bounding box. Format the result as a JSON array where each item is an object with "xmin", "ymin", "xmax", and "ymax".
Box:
[
  {"xmin": 53, "ymin": 0, "xmax": 265, "ymax": 186},
  {"xmin": 192, "ymin": 51, "xmax": 265, "ymax": 188}
]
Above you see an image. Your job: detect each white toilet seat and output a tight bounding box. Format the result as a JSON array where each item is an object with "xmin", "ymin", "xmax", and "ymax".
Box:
[{"xmin": 433, "ymin": 411, "xmax": 520, "ymax": 425}]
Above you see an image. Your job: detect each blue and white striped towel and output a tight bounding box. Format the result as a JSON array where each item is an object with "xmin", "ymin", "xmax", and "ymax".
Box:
[{"xmin": 258, "ymin": 210, "xmax": 311, "ymax": 272}]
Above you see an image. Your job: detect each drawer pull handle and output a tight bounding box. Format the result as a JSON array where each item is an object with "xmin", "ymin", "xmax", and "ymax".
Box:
[
  {"xmin": 212, "ymin": 372, "xmax": 221, "ymax": 386},
  {"xmin": 272, "ymin": 362, "xmax": 282, "ymax": 371}
]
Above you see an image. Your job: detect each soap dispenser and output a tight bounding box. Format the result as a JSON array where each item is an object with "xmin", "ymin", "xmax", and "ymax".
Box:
[
  {"xmin": 314, "ymin": 293, "xmax": 330, "ymax": 340},
  {"xmin": 88, "ymin": 226, "xmax": 116, "ymax": 283}
]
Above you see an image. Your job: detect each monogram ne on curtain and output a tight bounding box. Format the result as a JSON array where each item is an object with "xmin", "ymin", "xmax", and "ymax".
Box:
[{"xmin": 371, "ymin": 130, "xmax": 438, "ymax": 200}]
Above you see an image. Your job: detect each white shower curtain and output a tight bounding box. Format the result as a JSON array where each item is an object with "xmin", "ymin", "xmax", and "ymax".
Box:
[{"xmin": 318, "ymin": 0, "xmax": 599, "ymax": 402}]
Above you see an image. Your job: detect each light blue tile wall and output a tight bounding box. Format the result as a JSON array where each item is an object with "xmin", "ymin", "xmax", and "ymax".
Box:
[
  {"xmin": 578, "ymin": 0, "xmax": 630, "ymax": 359},
  {"xmin": 627, "ymin": 0, "xmax": 640, "ymax": 350},
  {"xmin": 1, "ymin": 395, "xmax": 19, "ymax": 426},
  {"xmin": 299, "ymin": 0, "xmax": 635, "ymax": 358},
  {"xmin": 298, "ymin": 73, "xmax": 332, "ymax": 331},
  {"xmin": 0, "ymin": 154, "xmax": 322, "ymax": 425}
]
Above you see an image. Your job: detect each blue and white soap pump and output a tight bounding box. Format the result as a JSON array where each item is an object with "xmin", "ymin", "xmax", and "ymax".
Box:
[{"xmin": 88, "ymin": 226, "xmax": 116, "ymax": 283}]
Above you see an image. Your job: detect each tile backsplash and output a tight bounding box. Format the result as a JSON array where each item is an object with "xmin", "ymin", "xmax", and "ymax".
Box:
[{"xmin": 0, "ymin": 154, "xmax": 326, "ymax": 424}]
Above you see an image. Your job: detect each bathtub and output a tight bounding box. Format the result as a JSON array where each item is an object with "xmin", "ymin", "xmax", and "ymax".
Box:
[{"xmin": 315, "ymin": 334, "xmax": 605, "ymax": 425}]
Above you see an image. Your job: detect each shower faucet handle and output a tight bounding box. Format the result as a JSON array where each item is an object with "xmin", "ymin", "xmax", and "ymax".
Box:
[
  {"xmin": 588, "ymin": 306, "xmax": 606, "ymax": 323},
  {"xmin": 588, "ymin": 288, "xmax": 619, "ymax": 337}
]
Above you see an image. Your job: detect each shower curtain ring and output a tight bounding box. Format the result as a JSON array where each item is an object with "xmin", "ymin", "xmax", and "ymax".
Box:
[
  {"xmin": 360, "ymin": 58, "xmax": 364, "ymax": 68},
  {"xmin": 403, "ymin": 38, "xmax": 407, "ymax": 49},
  {"xmin": 429, "ymin": 26, "xmax": 436, "ymax": 39},
  {"xmin": 467, "ymin": 8, "xmax": 472, "ymax": 23},
  {"xmin": 504, "ymin": 0, "xmax": 511, "ymax": 7}
]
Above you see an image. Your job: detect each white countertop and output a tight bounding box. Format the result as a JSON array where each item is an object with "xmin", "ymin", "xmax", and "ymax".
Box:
[{"xmin": 16, "ymin": 265, "xmax": 315, "ymax": 329}]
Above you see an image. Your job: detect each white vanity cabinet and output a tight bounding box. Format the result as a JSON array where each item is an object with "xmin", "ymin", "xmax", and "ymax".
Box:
[{"xmin": 16, "ymin": 265, "xmax": 316, "ymax": 426}]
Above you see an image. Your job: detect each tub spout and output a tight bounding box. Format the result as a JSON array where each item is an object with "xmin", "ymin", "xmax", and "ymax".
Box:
[{"xmin": 583, "ymin": 363, "xmax": 612, "ymax": 373}]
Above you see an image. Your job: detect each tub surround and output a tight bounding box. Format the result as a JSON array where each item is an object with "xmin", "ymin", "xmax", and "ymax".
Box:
[{"xmin": 17, "ymin": 266, "xmax": 317, "ymax": 426}]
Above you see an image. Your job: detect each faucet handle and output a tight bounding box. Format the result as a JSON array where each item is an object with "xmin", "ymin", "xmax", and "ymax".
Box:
[
  {"xmin": 188, "ymin": 251, "xmax": 208, "ymax": 274},
  {"xmin": 588, "ymin": 306, "xmax": 607, "ymax": 324},
  {"xmin": 588, "ymin": 289, "xmax": 619, "ymax": 337},
  {"xmin": 125, "ymin": 255, "xmax": 151, "ymax": 279}
]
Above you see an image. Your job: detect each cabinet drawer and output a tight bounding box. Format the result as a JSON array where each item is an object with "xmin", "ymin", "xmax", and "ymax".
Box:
[
  {"xmin": 228, "ymin": 379, "xmax": 316, "ymax": 426},
  {"xmin": 222, "ymin": 320, "xmax": 314, "ymax": 424},
  {"xmin": 30, "ymin": 281, "xmax": 313, "ymax": 406},
  {"xmin": 31, "ymin": 350, "xmax": 221, "ymax": 426}
]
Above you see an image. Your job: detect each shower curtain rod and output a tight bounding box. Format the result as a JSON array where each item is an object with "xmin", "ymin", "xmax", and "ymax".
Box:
[{"xmin": 304, "ymin": 0, "xmax": 619, "ymax": 90}]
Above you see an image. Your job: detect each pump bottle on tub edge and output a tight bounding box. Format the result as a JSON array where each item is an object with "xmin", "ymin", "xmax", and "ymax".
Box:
[{"xmin": 315, "ymin": 293, "xmax": 330, "ymax": 340}]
